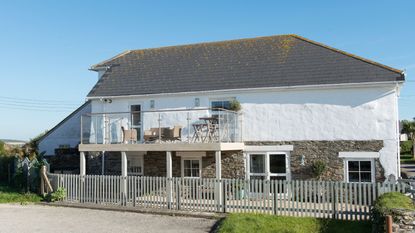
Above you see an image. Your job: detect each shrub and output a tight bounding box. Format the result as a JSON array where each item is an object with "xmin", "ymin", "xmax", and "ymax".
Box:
[
  {"xmin": 46, "ymin": 187, "xmax": 66, "ymax": 202},
  {"xmin": 372, "ymin": 192, "xmax": 415, "ymax": 233},
  {"xmin": 229, "ymin": 100, "xmax": 242, "ymax": 112},
  {"xmin": 401, "ymin": 141, "xmax": 413, "ymax": 154},
  {"xmin": 311, "ymin": 160, "xmax": 326, "ymax": 179}
]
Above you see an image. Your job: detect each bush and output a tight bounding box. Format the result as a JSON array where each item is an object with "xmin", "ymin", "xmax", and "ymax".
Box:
[
  {"xmin": 45, "ymin": 187, "xmax": 66, "ymax": 202},
  {"xmin": 229, "ymin": 100, "xmax": 242, "ymax": 112},
  {"xmin": 311, "ymin": 160, "xmax": 326, "ymax": 179},
  {"xmin": 372, "ymin": 192, "xmax": 415, "ymax": 233},
  {"xmin": 401, "ymin": 141, "xmax": 413, "ymax": 154}
]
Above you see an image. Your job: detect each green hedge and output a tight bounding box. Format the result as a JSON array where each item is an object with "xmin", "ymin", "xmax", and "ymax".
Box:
[
  {"xmin": 372, "ymin": 192, "xmax": 415, "ymax": 233},
  {"xmin": 401, "ymin": 141, "xmax": 413, "ymax": 154}
]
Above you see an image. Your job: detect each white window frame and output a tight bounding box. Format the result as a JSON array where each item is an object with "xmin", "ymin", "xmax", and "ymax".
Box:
[
  {"xmin": 339, "ymin": 152, "xmax": 378, "ymax": 183},
  {"xmin": 344, "ymin": 158, "xmax": 375, "ymax": 183},
  {"xmin": 246, "ymin": 151, "xmax": 291, "ymax": 181},
  {"xmin": 181, "ymin": 156, "xmax": 202, "ymax": 178}
]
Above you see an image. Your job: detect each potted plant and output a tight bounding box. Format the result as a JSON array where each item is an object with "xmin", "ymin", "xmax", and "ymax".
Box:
[{"xmin": 229, "ymin": 99, "xmax": 242, "ymax": 112}]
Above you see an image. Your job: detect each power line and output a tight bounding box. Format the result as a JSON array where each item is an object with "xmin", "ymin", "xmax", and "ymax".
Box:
[
  {"xmin": 0, "ymin": 99, "xmax": 80, "ymax": 107},
  {"xmin": 0, "ymin": 105, "xmax": 73, "ymax": 112},
  {"xmin": 0, "ymin": 95, "xmax": 81, "ymax": 104},
  {"xmin": 0, "ymin": 102, "xmax": 76, "ymax": 110}
]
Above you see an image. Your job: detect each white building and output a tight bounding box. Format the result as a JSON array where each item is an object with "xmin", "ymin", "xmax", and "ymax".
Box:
[{"xmin": 50, "ymin": 35, "xmax": 406, "ymax": 182}]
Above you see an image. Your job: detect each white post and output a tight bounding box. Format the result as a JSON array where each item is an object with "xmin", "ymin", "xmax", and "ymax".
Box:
[
  {"xmin": 80, "ymin": 151, "xmax": 86, "ymax": 203},
  {"xmin": 101, "ymin": 151, "xmax": 105, "ymax": 175},
  {"xmin": 121, "ymin": 152, "xmax": 127, "ymax": 205},
  {"xmin": 121, "ymin": 152, "xmax": 127, "ymax": 177},
  {"xmin": 215, "ymin": 150, "xmax": 222, "ymax": 212},
  {"xmin": 166, "ymin": 151, "xmax": 173, "ymax": 209},
  {"xmin": 80, "ymin": 152, "xmax": 86, "ymax": 176}
]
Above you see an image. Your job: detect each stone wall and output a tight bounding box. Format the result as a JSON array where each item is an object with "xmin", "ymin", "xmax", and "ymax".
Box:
[
  {"xmin": 201, "ymin": 151, "xmax": 245, "ymax": 179},
  {"xmin": 143, "ymin": 151, "xmax": 245, "ymax": 178},
  {"xmin": 245, "ymin": 140, "xmax": 384, "ymax": 181},
  {"xmin": 391, "ymin": 208, "xmax": 415, "ymax": 233},
  {"xmin": 84, "ymin": 140, "xmax": 384, "ymax": 181}
]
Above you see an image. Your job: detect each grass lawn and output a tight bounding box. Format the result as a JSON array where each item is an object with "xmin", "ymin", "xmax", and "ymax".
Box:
[
  {"xmin": 401, "ymin": 154, "xmax": 415, "ymax": 164},
  {"xmin": 217, "ymin": 213, "xmax": 372, "ymax": 233},
  {"xmin": 0, "ymin": 183, "xmax": 42, "ymax": 203}
]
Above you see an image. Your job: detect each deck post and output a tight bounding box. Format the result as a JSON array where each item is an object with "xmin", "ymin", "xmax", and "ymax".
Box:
[
  {"xmin": 80, "ymin": 152, "xmax": 86, "ymax": 176},
  {"xmin": 121, "ymin": 151, "xmax": 128, "ymax": 205},
  {"xmin": 101, "ymin": 151, "xmax": 105, "ymax": 175},
  {"xmin": 166, "ymin": 151, "xmax": 173, "ymax": 209},
  {"xmin": 80, "ymin": 152, "xmax": 86, "ymax": 203},
  {"xmin": 215, "ymin": 150, "xmax": 222, "ymax": 212}
]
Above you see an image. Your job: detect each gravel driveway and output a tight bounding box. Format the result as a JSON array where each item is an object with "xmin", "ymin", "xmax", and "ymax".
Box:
[{"xmin": 0, "ymin": 204, "xmax": 217, "ymax": 233}]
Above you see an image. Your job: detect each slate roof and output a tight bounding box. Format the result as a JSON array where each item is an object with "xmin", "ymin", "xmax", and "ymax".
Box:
[{"xmin": 87, "ymin": 35, "xmax": 404, "ymax": 97}]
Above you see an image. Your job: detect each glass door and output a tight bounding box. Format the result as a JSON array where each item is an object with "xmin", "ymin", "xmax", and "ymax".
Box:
[{"xmin": 130, "ymin": 104, "xmax": 141, "ymax": 141}]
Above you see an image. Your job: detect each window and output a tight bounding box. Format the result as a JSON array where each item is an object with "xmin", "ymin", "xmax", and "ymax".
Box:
[
  {"xmin": 211, "ymin": 99, "xmax": 232, "ymax": 110},
  {"xmin": 248, "ymin": 152, "xmax": 289, "ymax": 181},
  {"xmin": 345, "ymin": 159, "xmax": 374, "ymax": 183},
  {"xmin": 182, "ymin": 158, "xmax": 201, "ymax": 178},
  {"xmin": 250, "ymin": 154, "xmax": 265, "ymax": 174},
  {"xmin": 127, "ymin": 153, "xmax": 144, "ymax": 176}
]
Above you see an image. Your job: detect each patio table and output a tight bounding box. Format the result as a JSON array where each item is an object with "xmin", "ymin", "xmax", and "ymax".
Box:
[
  {"xmin": 191, "ymin": 120, "xmax": 207, "ymax": 142},
  {"xmin": 199, "ymin": 116, "xmax": 219, "ymax": 142}
]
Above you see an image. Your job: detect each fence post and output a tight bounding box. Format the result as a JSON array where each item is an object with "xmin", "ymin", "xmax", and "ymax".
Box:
[
  {"xmin": 332, "ymin": 182, "xmax": 337, "ymax": 219},
  {"xmin": 222, "ymin": 180, "xmax": 226, "ymax": 213},
  {"xmin": 273, "ymin": 180, "xmax": 277, "ymax": 215},
  {"xmin": 167, "ymin": 177, "xmax": 173, "ymax": 209},
  {"xmin": 386, "ymin": 215, "xmax": 393, "ymax": 233},
  {"xmin": 215, "ymin": 179, "xmax": 222, "ymax": 212},
  {"xmin": 132, "ymin": 177, "xmax": 136, "ymax": 207},
  {"xmin": 177, "ymin": 179, "xmax": 181, "ymax": 210}
]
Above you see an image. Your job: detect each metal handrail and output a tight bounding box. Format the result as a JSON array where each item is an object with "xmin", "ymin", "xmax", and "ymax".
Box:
[
  {"xmin": 80, "ymin": 107, "xmax": 241, "ymax": 144},
  {"xmin": 82, "ymin": 107, "xmax": 238, "ymax": 116}
]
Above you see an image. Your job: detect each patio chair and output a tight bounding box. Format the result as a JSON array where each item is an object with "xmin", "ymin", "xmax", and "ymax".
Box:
[
  {"xmin": 121, "ymin": 127, "xmax": 137, "ymax": 144},
  {"xmin": 144, "ymin": 128, "xmax": 159, "ymax": 142},
  {"xmin": 168, "ymin": 125, "xmax": 182, "ymax": 141}
]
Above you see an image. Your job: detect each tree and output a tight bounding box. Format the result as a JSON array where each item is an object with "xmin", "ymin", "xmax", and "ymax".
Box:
[
  {"xmin": 401, "ymin": 119, "xmax": 415, "ymax": 157},
  {"xmin": 0, "ymin": 140, "xmax": 5, "ymax": 155},
  {"xmin": 22, "ymin": 130, "xmax": 48, "ymax": 159}
]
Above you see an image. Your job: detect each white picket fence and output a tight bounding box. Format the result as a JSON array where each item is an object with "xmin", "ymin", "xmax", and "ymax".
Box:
[{"xmin": 47, "ymin": 173, "xmax": 408, "ymax": 220}]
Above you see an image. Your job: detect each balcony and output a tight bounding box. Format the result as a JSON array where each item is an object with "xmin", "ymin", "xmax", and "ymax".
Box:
[{"xmin": 79, "ymin": 108, "xmax": 243, "ymax": 152}]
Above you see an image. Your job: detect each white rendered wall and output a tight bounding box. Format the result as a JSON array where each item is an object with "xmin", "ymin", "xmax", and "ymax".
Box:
[
  {"xmin": 89, "ymin": 84, "xmax": 400, "ymax": 177},
  {"xmin": 39, "ymin": 102, "xmax": 91, "ymax": 156}
]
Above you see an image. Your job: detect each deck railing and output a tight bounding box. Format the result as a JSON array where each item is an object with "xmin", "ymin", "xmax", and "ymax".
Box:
[
  {"xmin": 48, "ymin": 173, "xmax": 409, "ymax": 220},
  {"xmin": 81, "ymin": 108, "xmax": 241, "ymax": 145}
]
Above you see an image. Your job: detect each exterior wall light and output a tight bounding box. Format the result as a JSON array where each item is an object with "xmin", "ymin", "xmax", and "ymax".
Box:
[
  {"xmin": 195, "ymin": 98, "xmax": 200, "ymax": 107},
  {"xmin": 150, "ymin": 100, "xmax": 155, "ymax": 109}
]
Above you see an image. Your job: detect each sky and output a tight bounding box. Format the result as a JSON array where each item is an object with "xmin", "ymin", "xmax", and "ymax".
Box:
[{"xmin": 0, "ymin": 0, "xmax": 414, "ymax": 141}]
